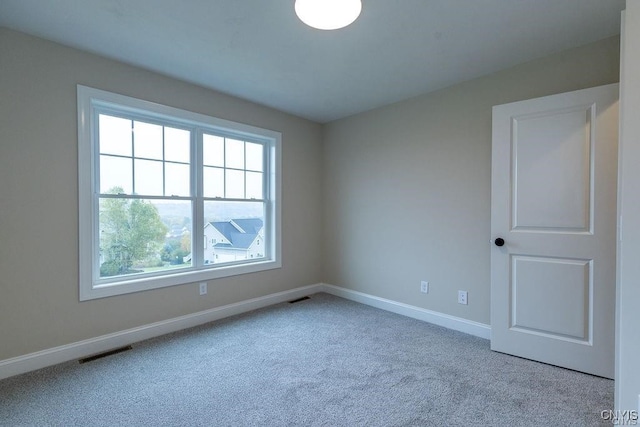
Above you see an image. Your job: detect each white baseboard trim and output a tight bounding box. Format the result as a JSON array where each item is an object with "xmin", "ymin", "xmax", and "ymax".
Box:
[
  {"xmin": 320, "ymin": 283, "xmax": 491, "ymax": 340},
  {"xmin": 0, "ymin": 283, "xmax": 324, "ymax": 381},
  {"xmin": 1, "ymin": 282, "xmax": 490, "ymax": 381}
]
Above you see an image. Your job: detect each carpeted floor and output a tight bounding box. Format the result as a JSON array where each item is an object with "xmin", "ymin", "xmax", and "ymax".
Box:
[{"xmin": 0, "ymin": 293, "xmax": 613, "ymax": 426}]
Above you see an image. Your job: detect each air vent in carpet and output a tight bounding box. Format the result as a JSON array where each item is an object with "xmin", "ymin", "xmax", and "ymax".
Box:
[
  {"xmin": 289, "ymin": 296, "xmax": 311, "ymax": 304},
  {"xmin": 79, "ymin": 346, "xmax": 132, "ymax": 364}
]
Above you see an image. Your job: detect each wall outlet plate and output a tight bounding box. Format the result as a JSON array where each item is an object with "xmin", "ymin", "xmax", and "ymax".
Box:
[
  {"xmin": 458, "ymin": 290, "xmax": 468, "ymax": 305},
  {"xmin": 199, "ymin": 282, "xmax": 207, "ymax": 295},
  {"xmin": 420, "ymin": 281, "xmax": 429, "ymax": 293}
]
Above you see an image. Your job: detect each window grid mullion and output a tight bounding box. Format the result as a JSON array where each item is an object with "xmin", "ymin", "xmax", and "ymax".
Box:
[
  {"xmin": 193, "ymin": 128, "xmax": 203, "ymax": 269},
  {"xmin": 130, "ymin": 119, "xmax": 135, "ymax": 195},
  {"xmin": 223, "ymin": 137, "xmax": 227, "ymax": 198},
  {"xmin": 202, "ymin": 197, "xmax": 266, "ymax": 203},
  {"xmin": 243, "ymin": 141, "xmax": 247, "ymax": 199},
  {"xmin": 162, "ymin": 126, "xmax": 166, "ymax": 197},
  {"xmin": 98, "ymin": 193, "xmax": 194, "ymax": 201}
]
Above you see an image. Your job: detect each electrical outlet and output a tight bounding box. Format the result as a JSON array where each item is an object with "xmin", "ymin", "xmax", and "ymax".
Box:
[
  {"xmin": 199, "ymin": 282, "xmax": 207, "ymax": 296},
  {"xmin": 458, "ymin": 290, "xmax": 468, "ymax": 305},
  {"xmin": 420, "ymin": 281, "xmax": 429, "ymax": 294}
]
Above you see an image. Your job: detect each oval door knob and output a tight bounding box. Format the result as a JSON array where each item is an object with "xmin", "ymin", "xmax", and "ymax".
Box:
[{"xmin": 494, "ymin": 238, "xmax": 505, "ymax": 247}]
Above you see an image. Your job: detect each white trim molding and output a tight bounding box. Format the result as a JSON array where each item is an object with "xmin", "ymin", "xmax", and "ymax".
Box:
[
  {"xmin": 0, "ymin": 283, "xmax": 491, "ymax": 380},
  {"xmin": 321, "ymin": 284, "xmax": 491, "ymax": 340}
]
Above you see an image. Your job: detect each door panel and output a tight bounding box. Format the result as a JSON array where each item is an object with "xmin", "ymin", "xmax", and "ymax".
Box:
[
  {"xmin": 511, "ymin": 255, "xmax": 590, "ymax": 341},
  {"xmin": 491, "ymin": 84, "xmax": 618, "ymax": 379},
  {"xmin": 513, "ymin": 106, "xmax": 594, "ymax": 232}
]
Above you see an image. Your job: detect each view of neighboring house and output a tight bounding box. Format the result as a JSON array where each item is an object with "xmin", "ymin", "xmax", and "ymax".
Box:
[{"xmin": 204, "ymin": 218, "xmax": 264, "ymax": 264}]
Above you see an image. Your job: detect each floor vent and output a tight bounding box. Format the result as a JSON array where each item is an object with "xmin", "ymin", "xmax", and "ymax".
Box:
[
  {"xmin": 289, "ymin": 296, "xmax": 311, "ymax": 304},
  {"xmin": 78, "ymin": 346, "xmax": 132, "ymax": 364}
]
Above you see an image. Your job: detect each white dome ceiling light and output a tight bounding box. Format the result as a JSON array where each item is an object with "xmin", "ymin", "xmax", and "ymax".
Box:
[{"xmin": 295, "ymin": 0, "xmax": 362, "ymax": 30}]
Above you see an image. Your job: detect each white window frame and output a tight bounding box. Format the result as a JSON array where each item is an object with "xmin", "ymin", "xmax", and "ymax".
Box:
[{"xmin": 78, "ymin": 85, "xmax": 281, "ymax": 301}]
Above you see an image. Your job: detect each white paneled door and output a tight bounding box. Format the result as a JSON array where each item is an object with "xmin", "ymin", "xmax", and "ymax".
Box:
[{"xmin": 490, "ymin": 84, "xmax": 618, "ymax": 379}]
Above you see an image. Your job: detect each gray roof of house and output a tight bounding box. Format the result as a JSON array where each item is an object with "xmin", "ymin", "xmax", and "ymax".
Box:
[
  {"xmin": 233, "ymin": 218, "xmax": 263, "ymax": 234},
  {"xmin": 210, "ymin": 222, "xmax": 237, "ymax": 242},
  {"xmin": 210, "ymin": 218, "xmax": 263, "ymax": 250}
]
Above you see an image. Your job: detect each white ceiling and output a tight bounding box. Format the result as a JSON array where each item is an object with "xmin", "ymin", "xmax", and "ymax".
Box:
[{"xmin": 0, "ymin": 0, "xmax": 625, "ymax": 123}]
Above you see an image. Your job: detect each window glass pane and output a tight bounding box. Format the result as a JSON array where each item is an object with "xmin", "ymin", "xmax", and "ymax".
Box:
[
  {"xmin": 165, "ymin": 127, "xmax": 190, "ymax": 163},
  {"xmin": 226, "ymin": 169, "xmax": 245, "ymax": 199},
  {"xmin": 246, "ymin": 142, "xmax": 263, "ymax": 172},
  {"xmin": 225, "ymin": 138, "xmax": 245, "ymax": 169},
  {"xmin": 165, "ymin": 163, "xmax": 190, "ymax": 196},
  {"xmin": 134, "ymin": 159, "xmax": 163, "ymax": 196},
  {"xmin": 99, "ymin": 115, "xmax": 131, "ymax": 156},
  {"xmin": 99, "ymin": 198, "xmax": 192, "ymax": 278},
  {"xmin": 133, "ymin": 121, "xmax": 163, "ymax": 160},
  {"xmin": 203, "ymin": 201, "xmax": 265, "ymax": 264},
  {"xmin": 203, "ymin": 166, "xmax": 224, "ymax": 198},
  {"xmin": 203, "ymin": 134, "xmax": 224, "ymax": 167},
  {"xmin": 246, "ymin": 171, "xmax": 263, "ymax": 199},
  {"xmin": 100, "ymin": 155, "xmax": 132, "ymax": 194}
]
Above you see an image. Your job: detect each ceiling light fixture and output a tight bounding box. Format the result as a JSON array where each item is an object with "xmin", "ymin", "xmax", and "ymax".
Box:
[{"xmin": 295, "ymin": 0, "xmax": 362, "ymax": 30}]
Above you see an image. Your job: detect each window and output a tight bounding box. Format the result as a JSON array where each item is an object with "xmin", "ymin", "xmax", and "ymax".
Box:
[{"xmin": 78, "ymin": 86, "xmax": 281, "ymax": 301}]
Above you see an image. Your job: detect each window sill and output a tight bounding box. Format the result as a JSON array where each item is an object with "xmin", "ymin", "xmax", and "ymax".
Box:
[{"xmin": 80, "ymin": 259, "xmax": 281, "ymax": 301}]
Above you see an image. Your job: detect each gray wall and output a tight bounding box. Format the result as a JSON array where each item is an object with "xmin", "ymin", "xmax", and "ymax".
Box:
[
  {"xmin": 0, "ymin": 28, "xmax": 324, "ymax": 361},
  {"xmin": 323, "ymin": 36, "xmax": 620, "ymax": 325}
]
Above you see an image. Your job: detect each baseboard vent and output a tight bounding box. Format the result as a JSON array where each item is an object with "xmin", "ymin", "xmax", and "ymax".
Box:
[
  {"xmin": 78, "ymin": 346, "xmax": 132, "ymax": 364},
  {"xmin": 289, "ymin": 296, "xmax": 310, "ymax": 304}
]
